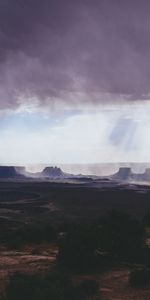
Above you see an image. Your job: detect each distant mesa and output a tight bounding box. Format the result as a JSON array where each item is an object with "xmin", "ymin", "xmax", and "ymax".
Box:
[
  {"xmin": 142, "ymin": 168, "xmax": 150, "ymax": 181},
  {"xmin": 111, "ymin": 167, "xmax": 150, "ymax": 182},
  {"xmin": 42, "ymin": 166, "xmax": 65, "ymax": 178},
  {"xmin": 112, "ymin": 167, "xmax": 132, "ymax": 180},
  {"xmin": 0, "ymin": 166, "xmax": 23, "ymax": 179},
  {"xmin": 28, "ymin": 166, "xmax": 68, "ymax": 179},
  {"xmin": 0, "ymin": 165, "xmax": 67, "ymax": 180},
  {"xmin": 0, "ymin": 165, "xmax": 70, "ymax": 180},
  {"xmin": 1, "ymin": 165, "xmax": 150, "ymax": 183}
]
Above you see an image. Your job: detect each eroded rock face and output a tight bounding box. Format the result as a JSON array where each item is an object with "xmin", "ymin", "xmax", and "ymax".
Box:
[
  {"xmin": 112, "ymin": 167, "xmax": 132, "ymax": 180},
  {"xmin": 111, "ymin": 167, "xmax": 150, "ymax": 182},
  {"xmin": 41, "ymin": 167, "xmax": 65, "ymax": 177},
  {"xmin": 0, "ymin": 166, "xmax": 19, "ymax": 178},
  {"xmin": 0, "ymin": 166, "xmax": 67, "ymax": 180},
  {"xmin": 142, "ymin": 168, "xmax": 150, "ymax": 180}
]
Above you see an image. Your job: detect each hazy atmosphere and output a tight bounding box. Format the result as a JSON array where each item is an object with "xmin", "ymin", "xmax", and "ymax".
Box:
[{"xmin": 0, "ymin": 0, "xmax": 150, "ymax": 164}]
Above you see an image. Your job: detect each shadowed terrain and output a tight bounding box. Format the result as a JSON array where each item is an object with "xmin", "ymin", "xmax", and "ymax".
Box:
[{"xmin": 0, "ymin": 180, "xmax": 150, "ymax": 299}]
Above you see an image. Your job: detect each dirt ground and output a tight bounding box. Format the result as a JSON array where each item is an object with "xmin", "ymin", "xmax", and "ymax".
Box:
[
  {"xmin": 0, "ymin": 244, "xmax": 58, "ymax": 294},
  {"xmin": 74, "ymin": 268, "xmax": 150, "ymax": 300},
  {"xmin": 0, "ymin": 244, "xmax": 149, "ymax": 299}
]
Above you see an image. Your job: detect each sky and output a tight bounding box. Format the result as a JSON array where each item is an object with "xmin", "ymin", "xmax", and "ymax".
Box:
[{"xmin": 0, "ymin": 0, "xmax": 150, "ymax": 164}]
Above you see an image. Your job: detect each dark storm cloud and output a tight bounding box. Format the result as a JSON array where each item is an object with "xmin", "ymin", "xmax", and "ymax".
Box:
[{"xmin": 0, "ymin": 0, "xmax": 150, "ymax": 110}]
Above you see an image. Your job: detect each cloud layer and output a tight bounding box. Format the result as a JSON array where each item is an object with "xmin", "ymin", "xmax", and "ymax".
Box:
[{"xmin": 0, "ymin": 0, "xmax": 150, "ymax": 110}]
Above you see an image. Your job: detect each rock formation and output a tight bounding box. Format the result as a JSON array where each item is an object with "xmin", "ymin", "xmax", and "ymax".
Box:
[
  {"xmin": 112, "ymin": 167, "xmax": 132, "ymax": 180},
  {"xmin": 0, "ymin": 166, "xmax": 22, "ymax": 178}
]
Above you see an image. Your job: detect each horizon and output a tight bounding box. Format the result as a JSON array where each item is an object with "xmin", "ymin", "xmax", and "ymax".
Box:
[{"xmin": 1, "ymin": 162, "xmax": 150, "ymax": 176}]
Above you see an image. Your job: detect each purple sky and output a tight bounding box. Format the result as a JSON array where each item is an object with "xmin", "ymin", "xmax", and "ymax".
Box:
[
  {"xmin": 0, "ymin": 0, "xmax": 150, "ymax": 164},
  {"xmin": 0, "ymin": 0, "xmax": 150, "ymax": 109}
]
